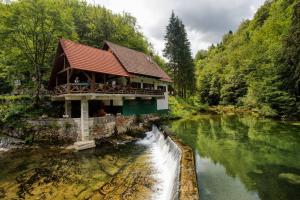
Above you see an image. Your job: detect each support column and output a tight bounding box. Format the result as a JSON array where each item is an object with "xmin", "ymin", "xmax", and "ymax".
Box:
[
  {"xmin": 80, "ymin": 100, "xmax": 89, "ymax": 141},
  {"xmin": 64, "ymin": 100, "xmax": 72, "ymax": 117},
  {"xmin": 67, "ymin": 69, "xmax": 70, "ymax": 93}
]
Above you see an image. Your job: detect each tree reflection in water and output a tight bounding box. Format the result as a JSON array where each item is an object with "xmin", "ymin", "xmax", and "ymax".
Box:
[{"xmin": 171, "ymin": 114, "xmax": 300, "ymax": 200}]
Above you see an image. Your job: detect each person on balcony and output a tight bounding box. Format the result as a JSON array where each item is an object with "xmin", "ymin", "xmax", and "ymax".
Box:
[
  {"xmin": 74, "ymin": 77, "xmax": 80, "ymax": 84},
  {"xmin": 112, "ymin": 80, "xmax": 116, "ymax": 88}
]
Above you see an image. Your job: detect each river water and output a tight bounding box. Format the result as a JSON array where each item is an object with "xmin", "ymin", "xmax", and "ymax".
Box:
[
  {"xmin": 170, "ymin": 114, "xmax": 300, "ymax": 200},
  {"xmin": 0, "ymin": 128, "xmax": 180, "ymax": 200}
]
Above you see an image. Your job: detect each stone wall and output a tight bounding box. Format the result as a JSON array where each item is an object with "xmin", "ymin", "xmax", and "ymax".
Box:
[
  {"xmin": 89, "ymin": 116, "xmax": 116, "ymax": 140},
  {"xmin": 3, "ymin": 115, "xmax": 152, "ymax": 145},
  {"xmin": 173, "ymin": 138, "xmax": 199, "ymax": 200},
  {"xmin": 26, "ymin": 115, "xmax": 137, "ymax": 143},
  {"xmin": 27, "ymin": 118, "xmax": 80, "ymax": 144}
]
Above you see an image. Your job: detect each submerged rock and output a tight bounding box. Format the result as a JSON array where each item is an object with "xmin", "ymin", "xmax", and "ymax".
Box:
[
  {"xmin": 278, "ymin": 173, "xmax": 300, "ymax": 185},
  {"xmin": 0, "ymin": 187, "xmax": 5, "ymax": 199},
  {"xmin": 0, "ymin": 136, "xmax": 25, "ymax": 151}
]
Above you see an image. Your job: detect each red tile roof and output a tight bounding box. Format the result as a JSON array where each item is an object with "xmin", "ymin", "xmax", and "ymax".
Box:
[
  {"xmin": 104, "ymin": 41, "xmax": 172, "ymax": 82},
  {"xmin": 60, "ymin": 39, "xmax": 129, "ymax": 77}
]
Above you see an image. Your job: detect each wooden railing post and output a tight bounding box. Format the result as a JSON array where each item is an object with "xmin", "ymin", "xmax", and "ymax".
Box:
[{"xmin": 91, "ymin": 72, "xmax": 95, "ymax": 93}]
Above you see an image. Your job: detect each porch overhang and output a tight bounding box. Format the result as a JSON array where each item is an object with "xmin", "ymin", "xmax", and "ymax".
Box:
[{"xmin": 51, "ymin": 93, "xmax": 165, "ymax": 101}]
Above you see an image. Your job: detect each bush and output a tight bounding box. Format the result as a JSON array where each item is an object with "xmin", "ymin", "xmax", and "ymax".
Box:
[
  {"xmin": 0, "ymin": 95, "xmax": 62, "ymax": 128},
  {"xmin": 0, "ymin": 78, "xmax": 12, "ymax": 95},
  {"xmin": 168, "ymin": 96, "xmax": 208, "ymax": 119}
]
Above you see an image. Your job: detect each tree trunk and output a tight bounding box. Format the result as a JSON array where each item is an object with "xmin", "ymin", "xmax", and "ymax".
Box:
[{"xmin": 34, "ymin": 63, "xmax": 41, "ymax": 106}]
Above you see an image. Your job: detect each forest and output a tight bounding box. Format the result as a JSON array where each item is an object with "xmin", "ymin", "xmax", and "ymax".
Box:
[{"xmin": 195, "ymin": 0, "xmax": 300, "ymax": 118}]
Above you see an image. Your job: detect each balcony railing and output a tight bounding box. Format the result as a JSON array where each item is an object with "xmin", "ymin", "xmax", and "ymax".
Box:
[{"xmin": 52, "ymin": 83, "xmax": 164, "ymax": 96}]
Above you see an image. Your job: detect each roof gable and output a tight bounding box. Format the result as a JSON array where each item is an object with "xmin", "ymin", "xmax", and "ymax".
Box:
[
  {"xmin": 104, "ymin": 41, "xmax": 172, "ymax": 82},
  {"xmin": 60, "ymin": 39, "xmax": 129, "ymax": 77}
]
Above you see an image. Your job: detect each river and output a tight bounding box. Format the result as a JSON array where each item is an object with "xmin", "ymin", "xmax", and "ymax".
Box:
[
  {"xmin": 169, "ymin": 114, "xmax": 300, "ymax": 200},
  {"xmin": 0, "ymin": 128, "xmax": 180, "ymax": 200}
]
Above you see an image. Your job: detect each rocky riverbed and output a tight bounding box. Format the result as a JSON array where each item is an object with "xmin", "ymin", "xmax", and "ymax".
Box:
[{"xmin": 0, "ymin": 136, "xmax": 26, "ymax": 152}]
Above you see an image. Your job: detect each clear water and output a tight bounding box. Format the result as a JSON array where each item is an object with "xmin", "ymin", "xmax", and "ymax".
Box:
[
  {"xmin": 0, "ymin": 130, "xmax": 181, "ymax": 200},
  {"xmin": 170, "ymin": 114, "xmax": 300, "ymax": 200},
  {"xmin": 0, "ymin": 141, "xmax": 159, "ymax": 200}
]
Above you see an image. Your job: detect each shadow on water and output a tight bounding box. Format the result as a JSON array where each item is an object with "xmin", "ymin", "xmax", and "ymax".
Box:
[
  {"xmin": 170, "ymin": 114, "xmax": 300, "ymax": 200},
  {"xmin": 0, "ymin": 142, "xmax": 157, "ymax": 199}
]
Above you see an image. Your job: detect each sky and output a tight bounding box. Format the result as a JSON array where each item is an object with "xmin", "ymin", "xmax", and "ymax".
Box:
[{"xmin": 88, "ymin": 0, "xmax": 265, "ymax": 56}]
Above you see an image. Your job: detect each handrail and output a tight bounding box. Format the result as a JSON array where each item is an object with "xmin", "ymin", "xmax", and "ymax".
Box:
[{"xmin": 52, "ymin": 83, "xmax": 164, "ymax": 96}]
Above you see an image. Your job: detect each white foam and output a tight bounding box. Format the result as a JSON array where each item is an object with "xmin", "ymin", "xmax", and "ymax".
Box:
[{"xmin": 136, "ymin": 126, "xmax": 181, "ymax": 200}]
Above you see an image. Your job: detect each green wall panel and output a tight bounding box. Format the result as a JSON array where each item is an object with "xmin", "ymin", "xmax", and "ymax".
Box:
[
  {"xmin": 122, "ymin": 99, "xmax": 157, "ymax": 116},
  {"xmin": 157, "ymin": 109, "xmax": 169, "ymax": 114}
]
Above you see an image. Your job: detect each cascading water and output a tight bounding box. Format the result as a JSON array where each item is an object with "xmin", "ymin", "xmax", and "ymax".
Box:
[{"xmin": 136, "ymin": 126, "xmax": 182, "ymax": 200}]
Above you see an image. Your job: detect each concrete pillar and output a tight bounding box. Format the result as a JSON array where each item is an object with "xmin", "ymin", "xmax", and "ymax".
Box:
[
  {"xmin": 154, "ymin": 83, "xmax": 158, "ymax": 90},
  {"xmin": 140, "ymin": 82, "xmax": 143, "ymax": 89},
  {"xmin": 80, "ymin": 100, "xmax": 89, "ymax": 141},
  {"xmin": 65, "ymin": 101, "xmax": 72, "ymax": 117}
]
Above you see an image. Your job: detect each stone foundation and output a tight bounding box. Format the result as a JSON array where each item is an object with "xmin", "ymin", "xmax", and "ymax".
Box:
[
  {"xmin": 7, "ymin": 115, "xmax": 139, "ymax": 145},
  {"xmin": 27, "ymin": 118, "xmax": 80, "ymax": 144}
]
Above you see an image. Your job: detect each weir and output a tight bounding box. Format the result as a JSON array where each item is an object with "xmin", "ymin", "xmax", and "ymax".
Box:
[{"xmin": 137, "ymin": 126, "xmax": 181, "ymax": 200}]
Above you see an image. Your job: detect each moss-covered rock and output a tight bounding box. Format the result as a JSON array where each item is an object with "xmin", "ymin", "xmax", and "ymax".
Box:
[{"xmin": 279, "ymin": 173, "xmax": 300, "ymax": 185}]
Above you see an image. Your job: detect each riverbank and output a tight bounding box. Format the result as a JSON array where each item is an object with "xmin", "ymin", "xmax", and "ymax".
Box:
[{"xmin": 167, "ymin": 96, "xmax": 300, "ymax": 122}]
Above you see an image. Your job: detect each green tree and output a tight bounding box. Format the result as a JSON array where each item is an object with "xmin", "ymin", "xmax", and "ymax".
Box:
[
  {"xmin": 278, "ymin": 0, "xmax": 300, "ymax": 96},
  {"xmin": 163, "ymin": 11, "xmax": 195, "ymax": 98},
  {"xmin": 1, "ymin": 0, "xmax": 76, "ymax": 103},
  {"xmin": 195, "ymin": 50, "xmax": 208, "ymax": 62}
]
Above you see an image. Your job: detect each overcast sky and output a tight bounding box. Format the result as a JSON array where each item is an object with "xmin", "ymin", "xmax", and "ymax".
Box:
[{"xmin": 89, "ymin": 0, "xmax": 265, "ymax": 56}]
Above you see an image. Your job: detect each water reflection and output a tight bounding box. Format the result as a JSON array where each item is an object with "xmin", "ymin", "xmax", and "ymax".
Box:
[{"xmin": 171, "ymin": 114, "xmax": 300, "ymax": 200}]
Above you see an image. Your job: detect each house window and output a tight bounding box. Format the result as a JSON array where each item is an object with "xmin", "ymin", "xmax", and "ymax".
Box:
[
  {"xmin": 143, "ymin": 83, "xmax": 154, "ymax": 89},
  {"xmin": 131, "ymin": 82, "xmax": 141, "ymax": 89}
]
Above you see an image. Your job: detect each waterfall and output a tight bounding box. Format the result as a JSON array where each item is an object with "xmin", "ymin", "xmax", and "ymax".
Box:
[{"xmin": 136, "ymin": 126, "xmax": 181, "ymax": 200}]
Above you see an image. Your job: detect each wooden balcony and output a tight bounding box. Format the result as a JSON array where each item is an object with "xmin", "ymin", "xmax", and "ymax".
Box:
[{"xmin": 52, "ymin": 83, "xmax": 164, "ymax": 96}]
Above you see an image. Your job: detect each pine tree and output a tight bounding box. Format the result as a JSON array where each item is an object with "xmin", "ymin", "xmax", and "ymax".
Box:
[{"xmin": 163, "ymin": 11, "xmax": 195, "ymax": 98}]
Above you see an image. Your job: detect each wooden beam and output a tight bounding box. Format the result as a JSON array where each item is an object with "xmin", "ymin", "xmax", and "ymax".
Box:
[
  {"xmin": 57, "ymin": 67, "xmax": 71, "ymax": 75},
  {"xmin": 57, "ymin": 53, "xmax": 65, "ymax": 58},
  {"xmin": 69, "ymin": 69, "xmax": 74, "ymax": 81}
]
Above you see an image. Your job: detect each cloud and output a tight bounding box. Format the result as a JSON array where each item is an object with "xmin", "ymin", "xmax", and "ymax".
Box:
[{"xmin": 90, "ymin": 0, "xmax": 265, "ymax": 56}]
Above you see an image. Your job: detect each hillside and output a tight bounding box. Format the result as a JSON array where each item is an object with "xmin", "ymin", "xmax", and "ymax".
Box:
[{"xmin": 195, "ymin": 0, "xmax": 300, "ymax": 118}]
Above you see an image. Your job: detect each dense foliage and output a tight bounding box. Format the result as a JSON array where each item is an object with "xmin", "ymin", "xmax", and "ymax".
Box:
[
  {"xmin": 163, "ymin": 12, "xmax": 196, "ymax": 98},
  {"xmin": 195, "ymin": 0, "xmax": 300, "ymax": 118},
  {"xmin": 0, "ymin": 0, "xmax": 151, "ymax": 103}
]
